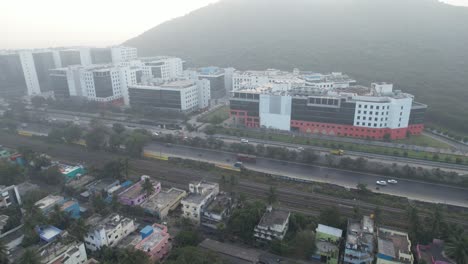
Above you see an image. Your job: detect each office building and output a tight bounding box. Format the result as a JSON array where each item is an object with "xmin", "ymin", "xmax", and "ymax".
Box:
[
  {"xmin": 185, "ymin": 66, "xmax": 227, "ymax": 99},
  {"xmin": 128, "ymin": 79, "xmax": 210, "ymax": 113},
  {"xmin": 141, "ymin": 56, "xmax": 183, "ymax": 80},
  {"xmin": 230, "ymin": 80, "xmax": 426, "ymax": 140},
  {"xmin": 0, "ymin": 52, "xmax": 27, "ymax": 97}
]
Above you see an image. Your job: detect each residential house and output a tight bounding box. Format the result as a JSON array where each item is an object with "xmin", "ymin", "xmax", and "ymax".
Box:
[
  {"xmin": 201, "ymin": 192, "xmax": 234, "ymax": 229},
  {"xmin": 254, "ymin": 206, "xmax": 290, "ymax": 242},
  {"xmin": 141, "ymin": 187, "xmax": 186, "ymax": 219},
  {"xmin": 416, "ymin": 239, "xmax": 455, "ymax": 264},
  {"xmin": 315, "ymin": 224, "xmax": 343, "ymax": 264},
  {"xmin": 118, "ymin": 176, "xmax": 161, "ymax": 206},
  {"xmin": 39, "ymin": 239, "xmax": 88, "ymax": 264},
  {"xmin": 84, "ymin": 214, "xmax": 136, "ymax": 251},
  {"xmin": 0, "ymin": 185, "xmax": 22, "ymax": 208},
  {"xmin": 377, "ymin": 227, "xmax": 413, "ymax": 264},
  {"xmin": 344, "ymin": 216, "xmax": 375, "ymax": 264},
  {"xmin": 134, "ymin": 224, "xmax": 171, "ymax": 261},
  {"xmin": 181, "ymin": 181, "xmax": 219, "ymax": 224}
]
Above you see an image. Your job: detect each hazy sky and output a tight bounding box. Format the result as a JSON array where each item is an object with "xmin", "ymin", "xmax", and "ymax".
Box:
[{"xmin": 1, "ymin": 0, "xmax": 467, "ymax": 50}]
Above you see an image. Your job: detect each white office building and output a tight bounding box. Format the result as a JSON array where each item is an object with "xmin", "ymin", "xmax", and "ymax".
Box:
[
  {"xmin": 141, "ymin": 56, "xmax": 184, "ymax": 80},
  {"xmin": 84, "ymin": 214, "xmax": 136, "ymax": 251},
  {"xmin": 128, "ymin": 79, "xmax": 210, "ymax": 112}
]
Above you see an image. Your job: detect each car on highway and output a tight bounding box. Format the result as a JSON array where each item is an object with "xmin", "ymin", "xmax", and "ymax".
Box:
[
  {"xmin": 376, "ymin": 180, "xmax": 388, "ymax": 186},
  {"xmin": 297, "ymin": 147, "xmax": 304, "ymax": 151},
  {"xmin": 240, "ymin": 138, "xmax": 249, "ymax": 143},
  {"xmin": 387, "ymin": 179, "xmax": 398, "ymax": 184}
]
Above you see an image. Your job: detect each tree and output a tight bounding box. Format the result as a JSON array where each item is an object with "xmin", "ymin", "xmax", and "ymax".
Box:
[
  {"xmin": 319, "ymin": 207, "xmax": 342, "ymax": 228},
  {"xmin": 356, "ymin": 183, "xmax": 370, "ymax": 195},
  {"xmin": 63, "ymin": 124, "xmax": 82, "ymax": 143},
  {"xmin": 85, "ymin": 126, "xmax": 108, "ymax": 150},
  {"xmin": 125, "ymin": 131, "xmax": 150, "ymax": 157},
  {"xmin": 445, "ymin": 235, "xmax": 468, "ymax": 264},
  {"xmin": 290, "ymin": 230, "xmax": 317, "ymax": 260},
  {"xmin": 407, "ymin": 206, "xmax": 421, "ymax": 243},
  {"xmin": 112, "ymin": 123, "xmax": 126, "ymax": 134},
  {"xmin": 0, "ymin": 239, "xmax": 9, "ymax": 264},
  {"xmin": 166, "ymin": 246, "xmax": 226, "ymax": 264},
  {"xmin": 69, "ymin": 218, "xmax": 90, "ymax": 240},
  {"xmin": 30, "ymin": 96, "xmax": 46, "ymax": 108},
  {"xmin": 142, "ymin": 178, "xmax": 155, "ymax": 197},
  {"xmin": 430, "ymin": 206, "xmax": 444, "ymax": 238},
  {"xmin": 18, "ymin": 249, "xmax": 40, "ymax": 264},
  {"xmin": 48, "ymin": 204, "xmax": 71, "ymax": 229},
  {"xmin": 228, "ymin": 201, "xmax": 265, "ymax": 243},
  {"xmin": 175, "ymin": 230, "xmax": 201, "ymax": 247},
  {"xmin": 267, "ymin": 186, "xmax": 278, "ymax": 204},
  {"xmin": 39, "ymin": 166, "xmax": 65, "ymax": 186},
  {"xmin": 373, "ymin": 206, "xmax": 382, "ymax": 225}
]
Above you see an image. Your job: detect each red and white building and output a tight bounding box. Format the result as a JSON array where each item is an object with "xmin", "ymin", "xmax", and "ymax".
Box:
[{"xmin": 134, "ymin": 224, "xmax": 171, "ymax": 261}]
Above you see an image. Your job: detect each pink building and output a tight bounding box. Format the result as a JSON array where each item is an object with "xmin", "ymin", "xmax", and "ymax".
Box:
[
  {"xmin": 135, "ymin": 224, "xmax": 171, "ymax": 261},
  {"xmin": 416, "ymin": 239, "xmax": 455, "ymax": 264},
  {"xmin": 118, "ymin": 176, "xmax": 161, "ymax": 206}
]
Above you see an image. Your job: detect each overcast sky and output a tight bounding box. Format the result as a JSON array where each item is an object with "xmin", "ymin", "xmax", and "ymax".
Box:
[{"xmin": 0, "ymin": 0, "xmax": 467, "ymax": 49}]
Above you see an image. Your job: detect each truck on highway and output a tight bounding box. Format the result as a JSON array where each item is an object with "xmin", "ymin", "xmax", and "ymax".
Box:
[
  {"xmin": 330, "ymin": 149, "xmax": 345, "ymax": 155},
  {"xmin": 237, "ymin": 154, "xmax": 257, "ymax": 163}
]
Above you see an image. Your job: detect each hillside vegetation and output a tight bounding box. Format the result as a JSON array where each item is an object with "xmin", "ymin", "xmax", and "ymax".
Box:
[{"xmin": 125, "ymin": 0, "xmax": 468, "ymax": 133}]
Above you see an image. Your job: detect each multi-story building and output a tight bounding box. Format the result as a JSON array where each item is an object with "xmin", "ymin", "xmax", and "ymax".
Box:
[
  {"xmin": 128, "ymin": 79, "xmax": 210, "ymax": 113},
  {"xmin": 315, "ymin": 224, "xmax": 343, "ymax": 264},
  {"xmin": 59, "ymin": 48, "xmax": 92, "ymax": 67},
  {"xmin": 0, "ymin": 52, "xmax": 28, "ymax": 97},
  {"xmin": 134, "ymin": 224, "xmax": 171, "ymax": 261},
  {"xmin": 0, "ymin": 185, "xmax": 22, "ymax": 208},
  {"xmin": 230, "ymin": 81, "xmax": 426, "ymax": 140},
  {"xmin": 181, "ymin": 181, "xmax": 219, "ymax": 224},
  {"xmin": 254, "ymin": 206, "xmax": 290, "ymax": 242},
  {"xmin": 141, "ymin": 56, "xmax": 184, "ymax": 80},
  {"xmin": 50, "ymin": 64, "xmax": 142, "ymax": 104},
  {"xmin": 141, "ymin": 187, "xmax": 187, "ymax": 219},
  {"xmin": 118, "ymin": 175, "xmax": 161, "ymax": 206},
  {"xmin": 35, "ymin": 195, "xmax": 65, "ymax": 213},
  {"xmin": 39, "ymin": 239, "xmax": 88, "ymax": 264},
  {"xmin": 84, "ymin": 213, "xmax": 136, "ymax": 251},
  {"xmin": 376, "ymin": 227, "xmax": 413, "ymax": 264},
  {"xmin": 18, "ymin": 49, "xmax": 61, "ymax": 95},
  {"xmin": 344, "ymin": 216, "xmax": 375, "ymax": 264},
  {"xmin": 201, "ymin": 192, "xmax": 234, "ymax": 230},
  {"xmin": 185, "ymin": 66, "xmax": 228, "ymax": 99}
]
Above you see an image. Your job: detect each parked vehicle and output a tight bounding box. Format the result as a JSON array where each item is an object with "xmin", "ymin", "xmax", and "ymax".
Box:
[{"xmin": 387, "ymin": 179, "xmax": 398, "ymax": 184}]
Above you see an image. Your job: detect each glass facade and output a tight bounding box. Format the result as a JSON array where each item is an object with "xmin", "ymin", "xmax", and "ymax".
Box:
[{"xmin": 0, "ymin": 54, "xmax": 27, "ymax": 97}]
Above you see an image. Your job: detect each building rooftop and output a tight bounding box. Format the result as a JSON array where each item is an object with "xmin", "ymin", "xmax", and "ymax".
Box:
[
  {"xmin": 161, "ymin": 80, "xmax": 196, "ymax": 88},
  {"xmin": 417, "ymin": 239, "xmax": 455, "ymax": 264},
  {"xmin": 135, "ymin": 224, "xmax": 169, "ymax": 252},
  {"xmin": 205, "ymin": 193, "xmax": 232, "ymax": 214},
  {"xmin": 87, "ymin": 214, "xmax": 132, "ymax": 232},
  {"xmin": 257, "ymin": 208, "xmax": 290, "ymax": 228},
  {"xmin": 377, "ymin": 228, "xmax": 412, "ymax": 263},
  {"xmin": 141, "ymin": 188, "xmax": 186, "ymax": 212},
  {"xmin": 317, "ymin": 224, "xmax": 343, "ymax": 238},
  {"xmin": 35, "ymin": 195, "xmax": 64, "ymax": 211},
  {"xmin": 39, "ymin": 239, "xmax": 83, "ymax": 263}
]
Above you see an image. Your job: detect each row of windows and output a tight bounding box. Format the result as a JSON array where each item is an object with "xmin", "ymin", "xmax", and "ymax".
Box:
[
  {"xmin": 357, "ymin": 116, "xmax": 388, "ymax": 121},
  {"xmin": 358, "ymin": 104, "xmax": 390, "ymax": 110}
]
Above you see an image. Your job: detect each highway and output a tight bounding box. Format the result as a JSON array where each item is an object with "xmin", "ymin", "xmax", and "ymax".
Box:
[
  {"xmin": 145, "ymin": 142, "xmax": 468, "ymax": 208},
  {"xmin": 30, "ymin": 109, "xmax": 468, "ymax": 174}
]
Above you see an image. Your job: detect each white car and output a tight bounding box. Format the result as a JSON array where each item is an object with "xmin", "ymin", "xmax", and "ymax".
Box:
[
  {"xmin": 387, "ymin": 179, "xmax": 398, "ymax": 184},
  {"xmin": 297, "ymin": 147, "xmax": 305, "ymax": 151},
  {"xmin": 241, "ymin": 139, "xmax": 249, "ymax": 143},
  {"xmin": 376, "ymin": 180, "xmax": 388, "ymax": 186}
]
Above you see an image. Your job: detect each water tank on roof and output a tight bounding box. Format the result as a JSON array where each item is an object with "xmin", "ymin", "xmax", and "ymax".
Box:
[{"xmin": 140, "ymin": 225, "xmax": 153, "ymax": 239}]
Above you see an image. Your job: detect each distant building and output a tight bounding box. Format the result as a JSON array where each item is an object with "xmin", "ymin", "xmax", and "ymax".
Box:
[
  {"xmin": 118, "ymin": 176, "xmax": 161, "ymax": 206},
  {"xmin": 181, "ymin": 181, "xmax": 219, "ymax": 224},
  {"xmin": 344, "ymin": 216, "xmax": 375, "ymax": 264},
  {"xmin": 230, "ymin": 69, "xmax": 426, "ymax": 140},
  {"xmin": 134, "ymin": 224, "xmax": 171, "ymax": 261},
  {"xmin": 59, "ymin": 48, "xmax": 92, "ymax": 67},
  {"xmin": 377, "ymin": 227, "xmax": 413, "ymax": 264},
  {"xmin": 185, "ymin": 66, "xmax": 227, "ymax": 99},
  {"xmin": 254, "ymin": 206, "xmax": 290, "ymax": 241},
  {"xmin": 314, "ymin": 224, "xmax": 343, "ymax": 264},
  {"xmin": 0, "ymin": 52, "xmax": 28, "ymax": 97},
  {"xmin": 56, "ymin": 163, "xmax": 86, "ymax": 179},
  {"xmin": 201, "ymin": 192, "xmax": 234, "ymax": 229},
  {"xmin": 140, "ymin": 56, "xmax": 184, "ymax": 80},
  {"xmin": 39, "ymin": 239, "xmax": 88, "ymax": 264},
  {"xmin": 84, "ymin": 214, "xmax": 136, "ymax": 251},
  {"xmin": 0, "ymin": 185, "xmax": 22, "ymax": 208},
  {"xmin": 128, "ymin": 79, "xmax": 210, "ymax": 113},
  {"xmin": 141, "ymin": 187, "xmax": 187, "ymax": 219},
  {"xmin": 416, "ymin": 239, "xmax": 455, "ymax": 264},
  {"xmin": 37, "ymin": 225, "xmax": 63, "ymax": 243},
  {"xmin": 80, "ymin": 178, "xmax": 120, "ymax": 200}
]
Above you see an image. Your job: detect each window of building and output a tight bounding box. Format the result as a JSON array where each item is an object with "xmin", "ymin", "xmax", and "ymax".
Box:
[
  {"xmin": 364, "ymin": 105, "xmax": 368, "ymax": 109},
  {"xmin": 370, "ymin": 105, "xmax": 374, "ymax": 109}
]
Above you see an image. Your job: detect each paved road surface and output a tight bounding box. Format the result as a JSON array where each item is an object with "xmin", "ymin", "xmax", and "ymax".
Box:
[{"xmin": 145, "ymin": 143, "xmax": 468, "ymax": 208}]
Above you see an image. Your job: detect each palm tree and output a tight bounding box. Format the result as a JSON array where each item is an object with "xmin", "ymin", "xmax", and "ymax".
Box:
[
  {"xmin": 430, "ymin": 205, "xmax": 444, "ymax": 238},
  {"xmin": 445, "ymin": 235, "xmax": 468, "ymax": 264},
  {"xmin": 0, "ymin": 239, "xmax": 9, "ymax": 264},
  {"xmin": 18, "ymin": 249, "xmax": 40, "ymax": 264},
  {"xmin": 142, "ymin": 178, "xmax": 155, "ymax": 197}
]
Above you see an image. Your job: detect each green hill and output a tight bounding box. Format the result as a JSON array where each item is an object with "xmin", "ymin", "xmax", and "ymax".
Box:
[{"xmin": 125, "ymin": 0, "xmax": 468, "ymax": 133}]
